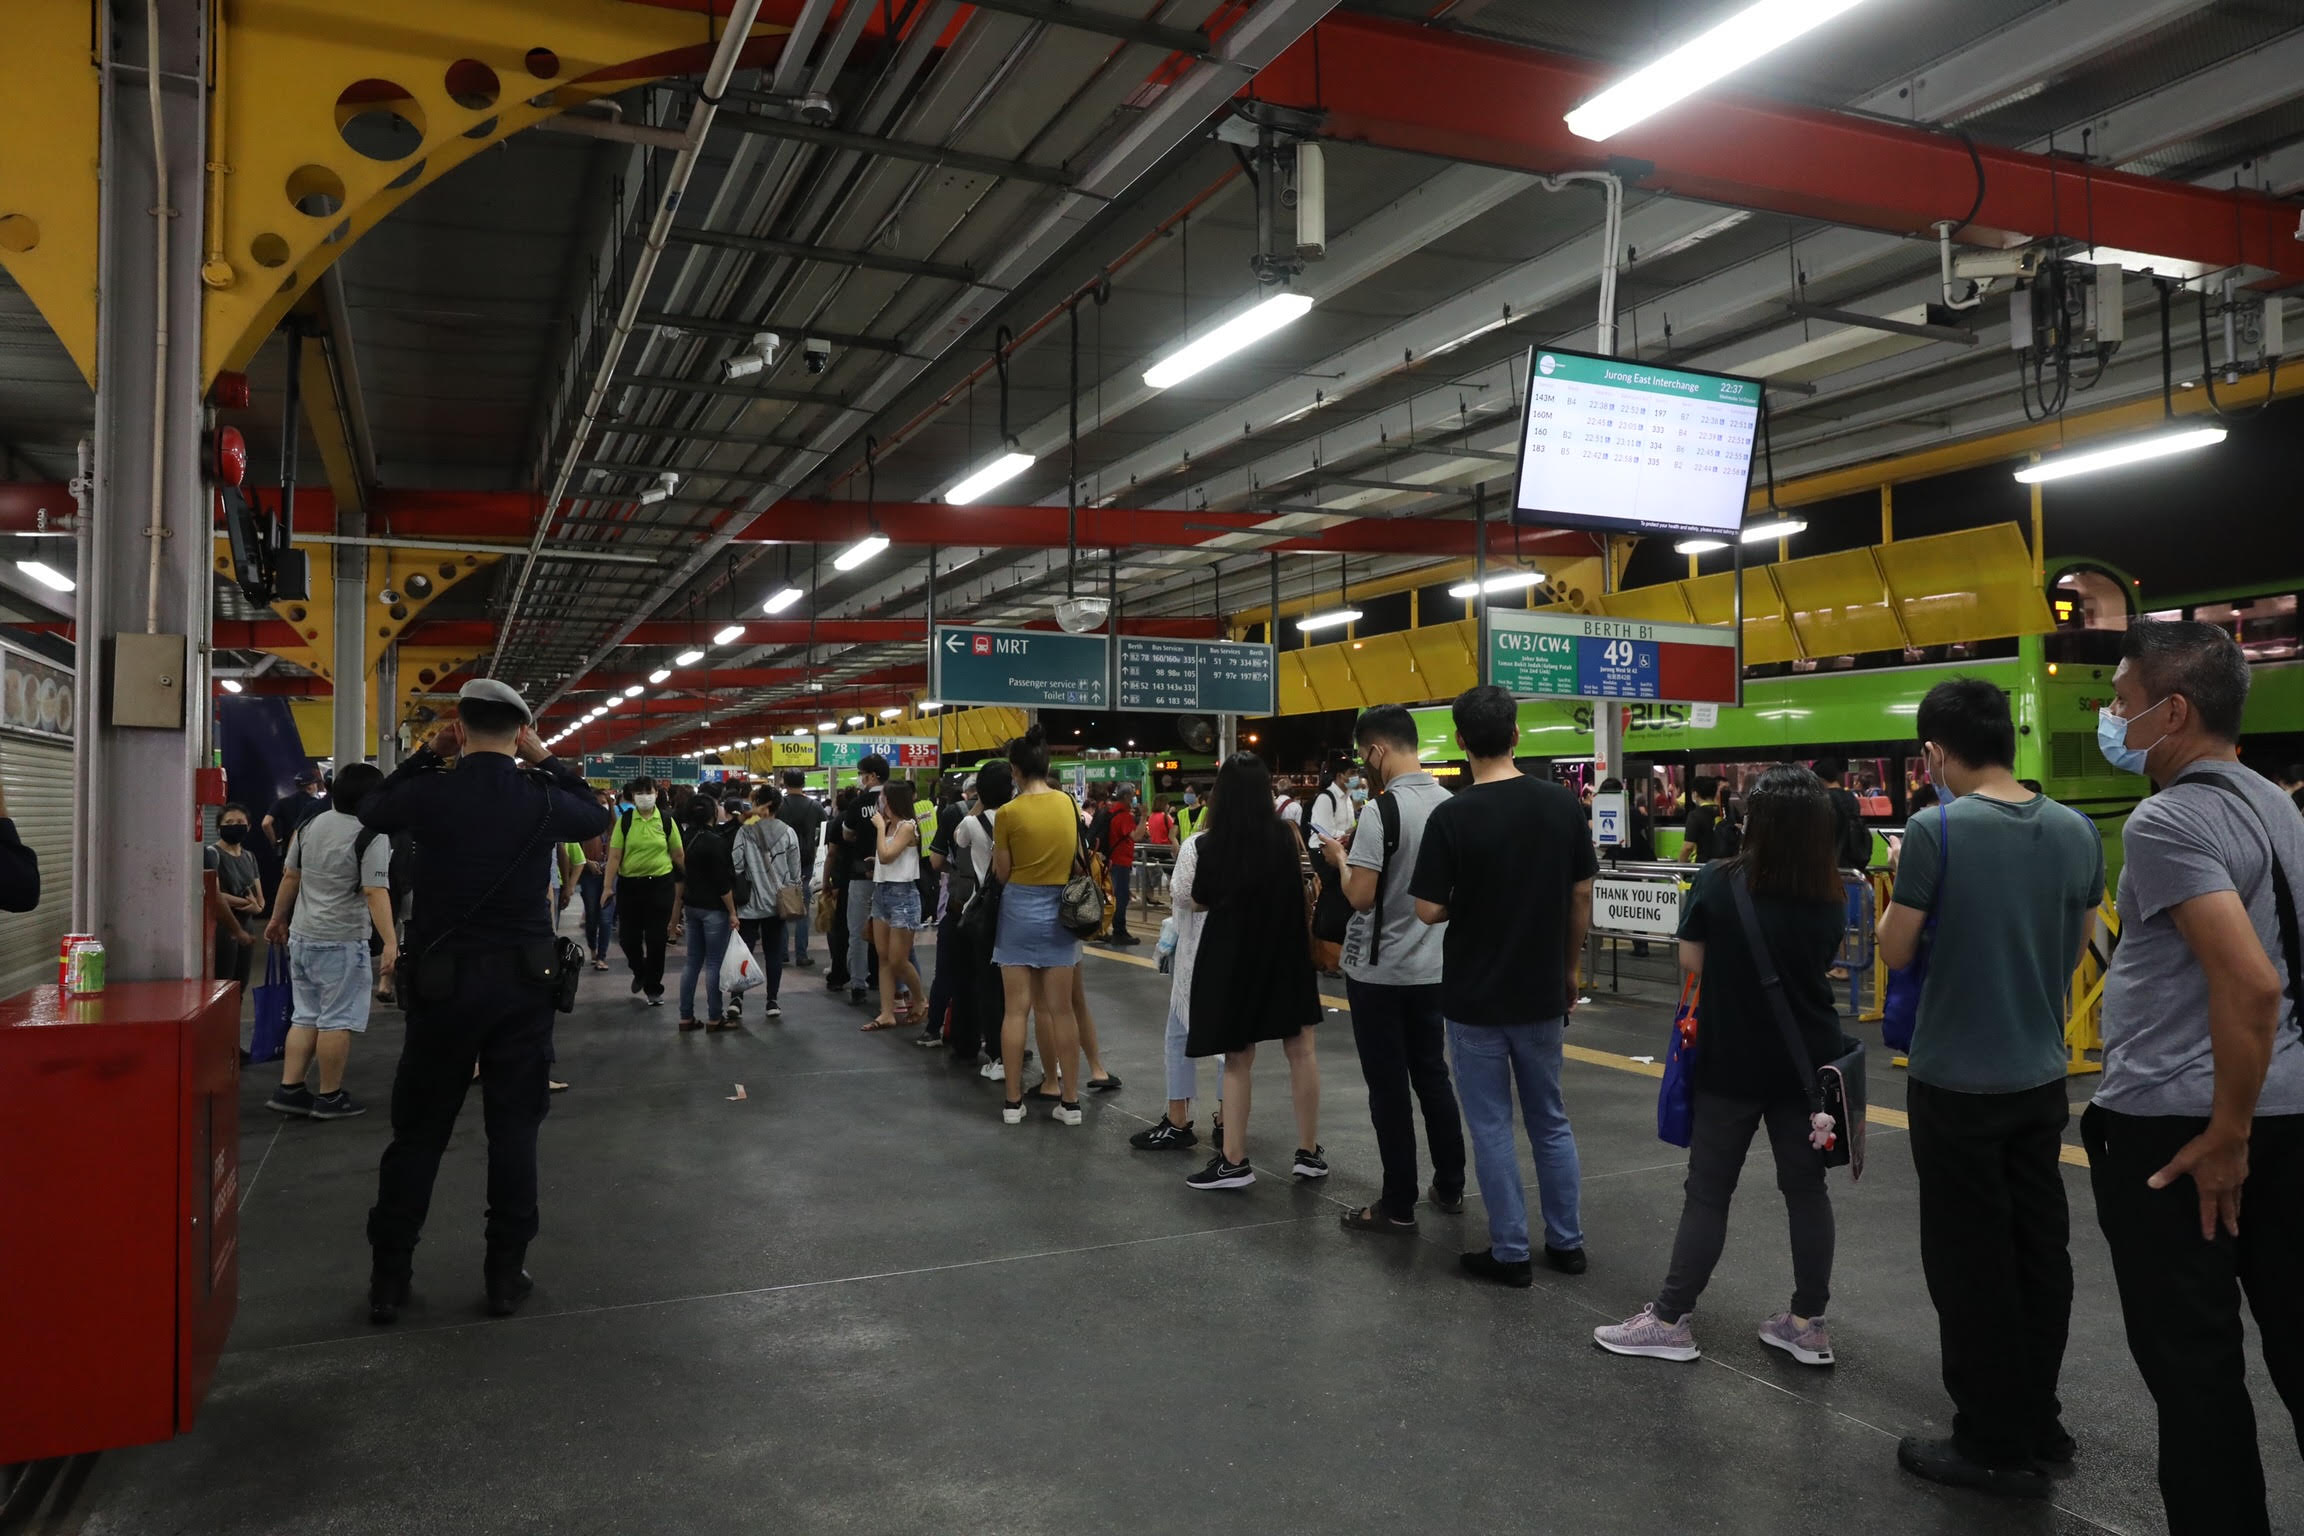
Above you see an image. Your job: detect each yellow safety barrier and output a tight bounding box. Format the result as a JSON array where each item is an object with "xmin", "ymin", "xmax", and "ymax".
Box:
[{"xmin": 2064, "ymin": 894, "xmax": 2118, "ymax": 1078}]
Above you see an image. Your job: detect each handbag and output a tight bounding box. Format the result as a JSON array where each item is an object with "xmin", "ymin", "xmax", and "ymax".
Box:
[
  {"xmin": 1881, "ymin": 800, "xmax": 1947, "ymax": 1052},
  {"xmin": 1729, "ymin": 870, "xmax": 1867, "ymax": 1178},
  {"xmin": 812, "ymin": 883, "xmax": 837, "ymax": 933},
  {"xmin": 775, "ymin": 883, "xmax": 807, "ymax": 920},
  {"xmin": 249, "ymin": 945, "xmax": 292, "ymax": 1063},
  {"xmin": 1059, "ymin": 796, "xmax": 1106, "ymax": 937},
  {"xmin": 1657, "ymin": 972, "xmax": 1700, "ymax": 1147}
]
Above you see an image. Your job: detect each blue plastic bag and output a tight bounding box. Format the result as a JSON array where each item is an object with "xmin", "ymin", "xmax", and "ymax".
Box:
[
  {"xmin": 1657, "ymin": 974, "xmax": 1700, "ymax": 1147},
  {"xmin": 248, "ymin": 945, "xmax": 292, "ymax": 1064}
]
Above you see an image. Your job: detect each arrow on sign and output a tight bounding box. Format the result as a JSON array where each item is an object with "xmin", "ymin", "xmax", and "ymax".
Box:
[{"xmin": 943, "ymin": 631, "xmax": 965, "ymax": 653}]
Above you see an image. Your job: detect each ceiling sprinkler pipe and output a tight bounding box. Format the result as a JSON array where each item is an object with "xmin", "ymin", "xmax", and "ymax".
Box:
[
  {"xmin": 489, "ymin": 0, "xmax": 769, "ymax": 678},
  {"xmin": 1539, "ymin": 171, "xmax": 1622, "ymax": 358}
]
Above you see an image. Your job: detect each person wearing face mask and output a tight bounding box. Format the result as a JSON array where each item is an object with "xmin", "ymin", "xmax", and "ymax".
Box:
[
  {"xmin": 602, "ymin": 777, "xmax": 685, "ymax": 1006},
  {"xmin": 1176, "ymin": 785, "xmax": 1207, "ymax": 840},
  {"xmin": 1308, "ymin": 755, "xmax": 1359, "ymax": 974},
  {"xmin": 207, "ymin": 803, "xmax": 265, "ymax": 995},
  {"xmin": 2082, "ymin": 621, "xmax": 2304, "ymax": 1536},
  {"xmin": 1876, "ymin": 678, "xmax": 2103, "ymax": 1501}
]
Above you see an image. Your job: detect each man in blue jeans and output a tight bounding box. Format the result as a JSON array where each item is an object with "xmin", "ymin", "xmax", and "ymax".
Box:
[
  {"xmin": 1411, "ymin": 684, "xmax": 1596, "ymax": 1285},
  {"xmin": 839, "ymin": 755, "xmax": 889, "ymax": 1006}
]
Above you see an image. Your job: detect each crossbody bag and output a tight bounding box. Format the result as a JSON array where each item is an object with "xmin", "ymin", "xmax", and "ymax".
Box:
[
  {"xmin": 2173, "ymin": 771, "xmax": 2304, "ymax": 1020},
  {"xmin": 1881, "ymin": 800, "xmax": 1947, "ymax": 1052},
  {"xmin": 1729, "ymin": 870, "xmax": 1867, "ymax": 1178}
]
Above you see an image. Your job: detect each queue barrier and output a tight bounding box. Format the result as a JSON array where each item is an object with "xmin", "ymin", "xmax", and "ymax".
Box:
[{"xmin": 1585, "ymin": 859, "xmax": 1878, "ymax": 1020}]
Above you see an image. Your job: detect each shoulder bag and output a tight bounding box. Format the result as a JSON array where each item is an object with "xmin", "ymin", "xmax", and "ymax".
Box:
[
  {"xmin": 1880, "ymin": 800, "xmax": 1947, "ymax": 1053},
  {"xmin": 1730, "ymin": 870, "xmax": 1867, "ymax": 1178},
  {"xmin": 2174, "ymin": 772, "xmax": 2304, "ymax": 1018},
  {"xmin": 958, "ymin": 813, "xmax": 1003, "ymax": 949},
  {"xmin": 774, "ymin": 824, "xmax": 808, "ymax": 919},
  {"xmin": 1060, "ymin": 795, "xmax": 1107, "ymax": 937}
]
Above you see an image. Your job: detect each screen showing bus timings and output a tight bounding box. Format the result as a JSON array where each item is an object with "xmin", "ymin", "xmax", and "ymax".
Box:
[{"xmin": 1511, "ymin": 348, "xmax": 1762, "ymax": 537}]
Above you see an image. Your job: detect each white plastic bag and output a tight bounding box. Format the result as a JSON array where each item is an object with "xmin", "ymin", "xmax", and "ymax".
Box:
[
  {"xmin": 720, "ymin": 932, "xmax": 759, "ymax": 996},
  {"xmin": 1156, "ymin": 916, "xmax": 1177, "ymax": 974}
]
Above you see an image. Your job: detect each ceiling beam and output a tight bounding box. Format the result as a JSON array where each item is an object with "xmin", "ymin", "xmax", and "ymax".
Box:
[
  {"xmin": 714, "ymin": 99, "xmax": 1079, "ymax": 187},
  {"xmin": 956, "ymin": 0, "xmax": 1211, "ymax": 58},
  {"xmin": 1252, "ymin": 14, "xmax": 2304, "ymax": 283},
  {"xmin": 667, "ymin": 224, "xmax": 976, "ymax": 284},
  {"xmin": 1853, "ymin": 0, "xmax": 2215, "ymax": 125}
]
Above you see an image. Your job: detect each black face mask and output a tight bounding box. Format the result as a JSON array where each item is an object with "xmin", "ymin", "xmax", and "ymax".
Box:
[{"xmin": 219, "ymin": 824, "xmax": 247, "ymax": 845}]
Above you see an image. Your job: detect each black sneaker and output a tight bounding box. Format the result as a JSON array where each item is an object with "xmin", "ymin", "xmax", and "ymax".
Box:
[
  {"xmin": 1427, "ymin": 1183, "xmax": 1465, "ymax": 1215},
  {"xmin": 485, "ymin": 1268, "xmax": 535, "ymax": 1318},
  {"xmin": 1130, "ymin": 1118, "xmax": 1198, "ymax": 1151},
  {"xmin": 368, "ymin": 1271, "xmax": 411, "ymax": 1326},
  {"xmin": 1460, "ymin": 1248, "xmax": 1534, "ymax": 1288},
  {"xmin": 793, "ymin": 956, "xmax": 815, "ymax": 968},
  {"xmin": 1543, "ymin": 1244, "xmax": 1588, "ymax": 1275},
  {"xmin": 1186, "ymin": 1154, "xmax": 1255, "ymax": 1190},
  {"xmin": 914, "ymin": 1028, "xmax": 943, "ymax": 1049},
  {"xmin": 2035, "ymin": 1424, "xmax": 2076, "ymax": 1467},
  {"xmin": 1897, "ymin": 1437, "xmax": 2051, "ymax": 1501},
  {"xmin": 1292, "ymin": 1146, "xmax": 1330, "ymax": 1179},
  {"xmin": 763, "ymin": 1002, "xmax": 782, "ymax": 1020},
  {"xmin": 308, "ymin": 1089, "xmax": 368, "ymax": 1120},
  {"xmin": 848, "ymin": 988, "xmax": 868, "ymax": 1005},
  {"xmin": 630, "ymin": 976, "xmax": 643, "ymax": 995},
  {"xmin": 1110, "ymin": 932, "xmax": 1141, "ymax": 946},
  {"xmin": 266, "ymin": 1084, "xmax": 316, "ymax": 1117}
]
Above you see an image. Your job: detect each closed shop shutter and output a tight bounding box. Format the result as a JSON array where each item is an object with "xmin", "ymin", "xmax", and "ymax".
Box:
[{"xmin": 0, "ymin": 735, "xmax": 74, "ymax": 995}]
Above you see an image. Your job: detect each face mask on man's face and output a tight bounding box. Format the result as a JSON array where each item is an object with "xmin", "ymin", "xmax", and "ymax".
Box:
[
  {"xmin": 219, "ymin": 823, "xmax": 247, "ymax": 845},
  {"xmin": 632, "ymin": 793, "xmax": 658, "ymax": 812}
]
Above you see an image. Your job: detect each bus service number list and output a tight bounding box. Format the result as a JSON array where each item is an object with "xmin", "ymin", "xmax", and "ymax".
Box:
[
  {"xmin": 1521, "ymin": 376, "xmax": 1756, "ymax": 533},
  {"xmin": 1117, "ymin": 639, "xmax": 1274, "ymax": 714}
]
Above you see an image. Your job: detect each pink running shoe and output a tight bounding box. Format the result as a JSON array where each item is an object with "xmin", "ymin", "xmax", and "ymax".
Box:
[
  {"xmin": 1593, "ymin": 1303, "xmax": 1701, "ymax": 1362},
  {"xmin": 1759, "ymin": 1312, "xmax": 1834, "ymax": 1366}
]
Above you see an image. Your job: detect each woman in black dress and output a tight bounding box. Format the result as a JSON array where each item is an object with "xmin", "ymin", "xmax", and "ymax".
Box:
[{"xmin": 1183, "ymin": 752, "xmax": 1324, "ymax": 1190}]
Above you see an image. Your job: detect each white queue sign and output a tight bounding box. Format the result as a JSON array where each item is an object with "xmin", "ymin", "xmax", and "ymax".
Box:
[{"xmin": 1591, "ymin": 876, "xmax": 1684, "ymax": 939}]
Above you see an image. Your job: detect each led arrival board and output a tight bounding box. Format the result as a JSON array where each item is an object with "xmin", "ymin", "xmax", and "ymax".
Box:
[
  {"xmin": 1486, "ymin": 610, "xmax": 1738, "ymax": 705},
  {"xmin": 1511, "ymin": 347, "xmax": 1762, "ymax": 537}
]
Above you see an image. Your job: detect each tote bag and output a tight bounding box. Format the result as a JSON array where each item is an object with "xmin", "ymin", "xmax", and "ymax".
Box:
[{"xmin": 249, "ymin": 946, "xmax": 292, "ymax": 1063}]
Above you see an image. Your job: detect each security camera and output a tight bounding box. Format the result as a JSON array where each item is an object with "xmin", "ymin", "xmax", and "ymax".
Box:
[
  {"xmin": 803, "ymin": 337, "xmax": 832, "ymax": 375},
  {"xmin": 1053, "ymin": 595, "xmax": 1111, "ymax": 634},
  {"xmin": 722, "ymin": 331, "xmax": 782, "ymax": 381}
]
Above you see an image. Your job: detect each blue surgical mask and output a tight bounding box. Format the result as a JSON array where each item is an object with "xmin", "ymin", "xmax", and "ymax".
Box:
[
  {"xmin": 1183, "ymin": 790, "xmax": 1198, "ymax": 805},
  {"xmin": 2097, "ymin": 697, "xmax": 2171, "ymax": 776}
]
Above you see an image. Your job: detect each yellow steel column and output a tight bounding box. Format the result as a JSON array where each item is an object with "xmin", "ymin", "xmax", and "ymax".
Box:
[
  {"xmin": 1880, "ymin": 483, "xmax": 1893, "ymax": 544},
  {"xmin": 2030, "ymin": 464, "xmax": 2046, "ymax": 587}
]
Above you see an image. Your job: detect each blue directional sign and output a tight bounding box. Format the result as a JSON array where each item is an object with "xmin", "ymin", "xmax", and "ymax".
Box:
[
  {"xmin": 933, "ymin": 625, "xmax": 1110, "ymax": 709},
  {"xmin": 1577, "ymin": 633, "xmax": 1660, "ymax": 700}
]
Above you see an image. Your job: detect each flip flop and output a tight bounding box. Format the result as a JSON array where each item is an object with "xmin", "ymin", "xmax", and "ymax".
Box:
[
  {"xmin": 861, "ymin": 1017, "xmax": 903, "ymax": 1031},
  {"xmin": 1086, "ymin": 1074, "xmax": 1123, "ymax": 1093}
]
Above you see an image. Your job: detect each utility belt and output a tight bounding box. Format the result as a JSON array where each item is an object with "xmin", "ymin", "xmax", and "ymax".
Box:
[{"xmin": 397, "ymin": 939, "xmax": 582, "ymax": 1014}]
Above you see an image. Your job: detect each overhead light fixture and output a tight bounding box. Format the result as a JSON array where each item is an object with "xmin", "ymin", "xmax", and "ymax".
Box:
[
  {"xmin": 791, "ymin": 725, "xmax": 812, "ymax": 734},
  {"xmin": 673, "ymin": 648, "xmax": 704, "ymax": 666},
  {"xmin": 1143, "ymin": 292, "xmax": 1315, "ymax": 390},
  {"xmin": 818, "ymin": 719, "xmax": 838, "ymax": 731},
  {"xmin": 622, "ymin": 684, "xmax": 643, "ymax": 698},
  {"xmin": 15, "ymin": 560, "xmax": 74, "ymax": 592},
  {"xmin": 917, "ymin": 700, "xmax": 941, "ymax": 712},
  {"xmin": 878, "ymin": 706, "xmax": 902, "ymax": 719},
  {"xmin": 2013, "ymin": 427, "xmax": 2227, "ymax": 484},
  {"xmin": 2073, "ymin": 245, "xmax": 2216, "ymax": 281},
  {"xmin": 946, "ymin": 451, "xmax": 1034, "ymax": 506},
  {"xmin": 834, "ymin": 534, "xmax": 890, "ymax": 570},
  {"xmin": 637, "ymin": 470, "xmax": 680, "ymax": 507},
  {"xmin": 1447, "ymin": 570, "xmax": 1546, "ymax": 598},
  {"xmin": 1674, "ymin": 538, "xmax": 1730, "ymax": 554},
  {"xmin": 713, "ymin": 624, "xmax": 745, "ymax": 646},
  {"xmin": 1565, "ymin": 0, "xmax": 1877, "ymax": 142},
  {"xmin": 845, "ymin": 714, "xmax": 867, "ymax": 726},
  {"xmin": 748, "ymin": 736, "xmax": 765, "ymax": 746},
  {"xmin": 1674, "ymin": 518, "xmax": 1808, "ymax": 555},
  {"xmin": 762, "ymin": 586, "xmax": 804, "ymax": 614},
  {"xmin": 648, "ymin": 668, "xmax": 671, "ymax": 684},
  {"xmin": 1295, "ymin": 607, "xmax": 1362, "ymax": 633},
  {"xmin": 219, "ymin": 678, "xmax": 244, "ymax": 694},
  {"xmin": 605, "ymin": 696, "xmax": 624, "ymax": 709}
]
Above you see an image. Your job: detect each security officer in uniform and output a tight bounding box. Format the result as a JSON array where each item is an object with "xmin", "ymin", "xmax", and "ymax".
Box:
[{"xmin": 357, "ymin": 679, "xmax": 611, "ymax": 1323}]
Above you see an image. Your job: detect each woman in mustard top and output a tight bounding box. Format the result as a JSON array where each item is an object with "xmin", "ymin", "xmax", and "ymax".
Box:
[{"xmin": 990, "ymin": 724, "xmax": 1089, "ymax": 1126}]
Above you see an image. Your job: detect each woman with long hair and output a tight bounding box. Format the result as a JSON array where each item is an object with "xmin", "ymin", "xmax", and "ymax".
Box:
[
  {"xmin": 1182, "ymin": 752, "xmax": 1323, "ymax": 1190},
  {"xmin": 990, "ymin": 724, "xmax": 1090, "ymax": 1125},
  {"xmin": 867, "ymin": 780, "xmax": 929, "ymax": 1030},
  {"xmin": 1594, "ymin": 762, "xmax": 1848, "ymax": 1366}
]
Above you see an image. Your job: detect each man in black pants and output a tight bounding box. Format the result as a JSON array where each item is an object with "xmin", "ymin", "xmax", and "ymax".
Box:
[
  {"xmin": 1324, "ymin": 704, "xmax": 1464, "ymax": 1233},
  {"xmin": 358, "ymin": 679, "xmax": 609, "ymax": 1322},
  {"xmin": 602, "ymin": 776, "xmax": 684, "ymax": 1005},
  {"xmin": 1878, "ymin": 679, "xmax": 2103, "ymax": 1500},
  {"xmin": 2088, "ymin": 620, "xmax": 2304, "ymax": 1536}
]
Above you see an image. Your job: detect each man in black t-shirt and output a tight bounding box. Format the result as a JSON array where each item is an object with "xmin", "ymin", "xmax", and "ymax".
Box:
[
  {"xmin": 1815, "ymin": 756, "xmax": 1871, "ymax": 870},
  {"xmin": 776, "ymin": 769, "xmax": 825, "ymax": 967},
  {"xmin": 264, "ymin": 765, "xmax": 328, "ymax": 852},
  {"xmin": 1411, "ymin": 685, "xmax": 1598, "ymax": 1288},
  {"xmin": 1681, "ymin": 776, "xmax": 1724, "ymax": 864}
]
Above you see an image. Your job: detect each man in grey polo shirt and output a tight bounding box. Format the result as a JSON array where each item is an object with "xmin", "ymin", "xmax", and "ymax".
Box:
[
  {"xmin": 1322, "ymin": 703, "xmax": 1465, "ymax": 1234},
  {"xmin": 265, "ymin": 762, "xmax": 397, "ymax": 1120},
  {"xmin": 2087, "ymin": 619, "xmax": 2304, "ymax": 1536}
]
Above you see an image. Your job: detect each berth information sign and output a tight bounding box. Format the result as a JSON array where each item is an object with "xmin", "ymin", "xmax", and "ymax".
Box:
[
  {"xmin": 1116, "ymin": 637, "xmax": 1276, "ymax": 716},
  {"xmin": 817, "ymin": 736, "xmax": 939, "ymax": 769},
  {"xmin": 1511, "ymin": 347, "xmax": 1761, "ymax": 538},
  {"xmin": 1486, "ymin": 610, "xmax": 1736, "ymax": 705},
  {"xmin": 933, "ymin": 625, "xmax": 1109, "ymax": 710}
]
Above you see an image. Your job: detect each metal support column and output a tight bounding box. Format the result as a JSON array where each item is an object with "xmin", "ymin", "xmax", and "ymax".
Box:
[
  {"xmin": 375, "ymin": 642, "xmax": 399, "ymax": 770},
  {"xmin": 81, "ymin": 0, "xmax": 212, "ymax": 979},
  {"xmin": 331, "ymin": 525, "xmax": 366, "ymax": 765},
  {"xmin": 1594, "ymin": 534, "xmax": 1624, "ymax": 782}
]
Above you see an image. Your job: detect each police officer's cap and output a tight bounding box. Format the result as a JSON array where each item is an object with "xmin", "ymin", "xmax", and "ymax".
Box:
[{"xmin": 456, "ymin": 677, "xmax": 533, "ymax": 724}]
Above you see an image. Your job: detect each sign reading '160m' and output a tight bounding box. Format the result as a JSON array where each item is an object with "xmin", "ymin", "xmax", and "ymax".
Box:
[{"xmin": 933, "ymin": 625, "xmax": 1110, "ymax": 710}]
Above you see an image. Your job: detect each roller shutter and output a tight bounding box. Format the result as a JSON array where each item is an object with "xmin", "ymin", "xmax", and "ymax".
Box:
[{"xmin": 0, "ymin": 733, "xmax": 73, "ymax": 995}]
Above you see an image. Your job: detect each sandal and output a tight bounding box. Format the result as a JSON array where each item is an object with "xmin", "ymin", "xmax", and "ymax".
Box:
[
  {"xmin": 861, "ymin": 1017, "xmax": 903, "ymax": 1031},
  {"xmin": 1339, "ymin": 1205, "xmax": 1417, "ymax": 1235},
  {"xmin": 1086, "ymin": 1073, "xmax": 1123, "ymax": 1093}
]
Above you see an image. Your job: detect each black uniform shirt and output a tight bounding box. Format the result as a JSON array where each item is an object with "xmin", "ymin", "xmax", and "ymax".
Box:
[{"xmin": 361, "ymin": 748, "xmax": 611, "ymax": 953}]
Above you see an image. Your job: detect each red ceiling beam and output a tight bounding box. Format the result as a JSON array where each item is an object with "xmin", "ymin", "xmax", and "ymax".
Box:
[{"xmin": 1253, "ymin": 14, "xmax": 2304, "ymax": 284}]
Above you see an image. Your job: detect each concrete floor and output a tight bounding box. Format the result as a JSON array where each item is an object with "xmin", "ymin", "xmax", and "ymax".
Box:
[{"xmin": 69, "ymin": 927, "xmax": 2304, "ymax": 1535}]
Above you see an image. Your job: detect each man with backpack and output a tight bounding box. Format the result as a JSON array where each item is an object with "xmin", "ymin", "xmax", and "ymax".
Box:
[
  {"xmin": 602, "ymin": 776, "xmax": 685, "ymax": 1006},
  {"xmin": 1325, "ymin": 705, "xmax": 1464, "ymax": 1234},
  {"xmin": 1816, "ymin": 757, "xmax": 1874, "ymax": 871},
  {"xmin": 1680, "ymin": 776, "xmax": 1729, "ymax": 863},
  {"xmin": 263, "ymin": 763, "xmax": 395, "ymax": 1120},
  {"xmin": 1878, "ymin": 679, "xmax": 2103, "ymax": 1501}
]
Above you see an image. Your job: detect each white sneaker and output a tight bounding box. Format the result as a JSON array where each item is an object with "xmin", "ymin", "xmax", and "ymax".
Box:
[
  {"xmin": 1049, "ymin": 1101, "xmax": 1082, "ymax": 1126},
  {"xmin": 981, "ymin": 1059, "xmax": 1005, "ymax": 1082},
  {"xmin": 1001, "ymin": 1099, "xmax": 1026, "ymax": 1125}
]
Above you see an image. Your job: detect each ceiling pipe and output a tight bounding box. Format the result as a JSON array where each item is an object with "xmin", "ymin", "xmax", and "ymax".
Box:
[{"xmin": 487, "ymin": 0, "xmax": 769, "ymax": 679}]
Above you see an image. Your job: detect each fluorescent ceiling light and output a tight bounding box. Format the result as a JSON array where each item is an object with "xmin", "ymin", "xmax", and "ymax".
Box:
[
  {"xmin": 605, "ymin": 696, "xmax": 623, "ymax": 709},
  {"xmin": 1447, "ymin": 570, "xmax": 1545, "ymax": 598},
  {"xmin": 2014, "ymin": 427, "xmax": 2226, "ymax": 484},
  {"xmin": 749, "ymin": 736, "xmax": 765, "ymax": 746},
  {"xmin": 16, "ymin": 560, "xmax": 74, "ymax": 592},
  {"xmin": 1674, "ymin": 519, "xmax": 1805, "ymax": 554},
  {"xmin": 1565, "ymin": 0, "xmax": 1875, "ymax": 142},
  {"xmin": 674, "ymin": 649, "xmax": 705, "ymax": 666},
  {"xmin": 834, "ymin": 533, "xmax": 892, "ymax": 569},
  {"xmin": 648, "ymin": 668, "xmax": 671, "ymax": 684},
  {"xmin": 917, "ymin": 700, "xmax": 941, "ymax": 712},
  {"xmin": 878, "ymin": 706, "xmax": 902, "ymax": 719},
  {"xmin": 1143, "ymin": 292, "xmax": 1315, "ymax": 390},
  {"xmin": 819, "ymin": 719, "xmax": 838, "ymax": 731},
  {"xmin": 1295, "ymin": 607, "xmax": 1362, "ymax": 633},
  {"xmin": 845, "ymin": 714, "xmax": 867, "ymax": 726},
  {"xmin": 2074, "ymin": 245, "xmax": 2216, "ymax": 281},
  {"xmin": 219, "ymin": 678, "xmax": 244, "ymax": 694},
  {"xmin": 623, "ymin": 684, "xmax": 643, "ymax": 698},
  {"xmin": 762, "ymin": 586, "xmax": 804, "ymax": 614},
  {"xmin": 1674, "ymin": 538, "xmax": 1730, "ymax": 554},
  {"xmin": 946, "ymin": 452, "xmax": 1034, "ymax": 506},
  {"xmin": 713, "ymin": 624, "xmax": 745, "ymax": 646},
  {"xmin": 790, "ymin": 725, "xmax": 811, "ymax": 734}
]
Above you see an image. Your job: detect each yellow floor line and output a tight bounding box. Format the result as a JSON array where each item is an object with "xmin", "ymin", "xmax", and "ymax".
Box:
[{"xmin": 1081, "ymin": 949, "xmax": 2092, "ymax": 1167}]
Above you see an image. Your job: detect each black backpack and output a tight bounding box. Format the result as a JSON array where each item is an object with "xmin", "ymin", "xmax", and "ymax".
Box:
[{"xmin": 1360, "ymin": 791, "xmax": 1405, "ymax": 965}]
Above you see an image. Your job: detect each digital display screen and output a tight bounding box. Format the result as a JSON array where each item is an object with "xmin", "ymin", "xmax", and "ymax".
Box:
[{"xmin": 1511, "ymin": 347, "xmax": 1762, "ymax": 537}]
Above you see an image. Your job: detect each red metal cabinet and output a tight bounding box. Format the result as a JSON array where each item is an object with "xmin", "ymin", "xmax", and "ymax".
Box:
[{"xmin": 0, "ymin": 982, "xmax": 241, "ymax": 1463}]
